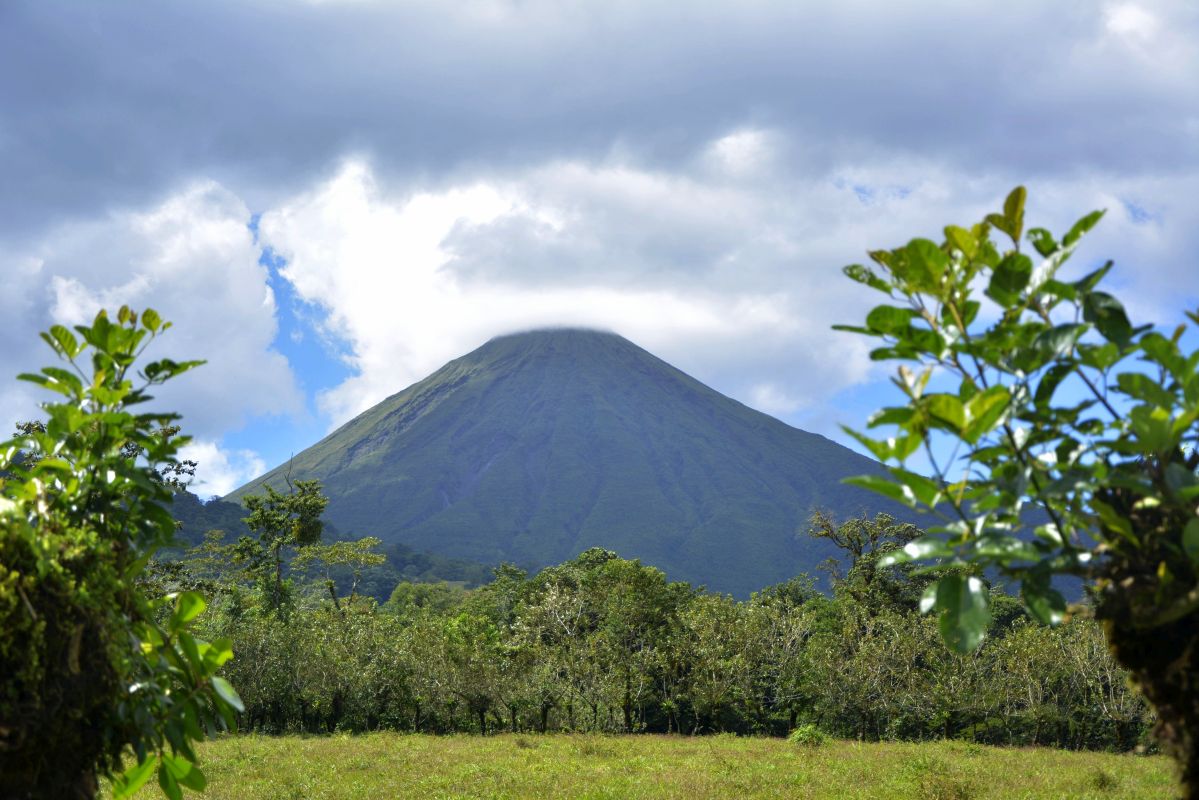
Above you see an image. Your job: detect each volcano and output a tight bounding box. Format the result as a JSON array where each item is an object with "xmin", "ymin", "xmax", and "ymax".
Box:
[{"xmin": 229, "ymin": 329, "xmax": 903, "ymax": 596}]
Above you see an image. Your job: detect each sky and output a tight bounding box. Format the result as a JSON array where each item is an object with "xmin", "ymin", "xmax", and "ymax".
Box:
[{"xmin": 1, "ymin": 1, "xmax": 1197, "ymax": 497}]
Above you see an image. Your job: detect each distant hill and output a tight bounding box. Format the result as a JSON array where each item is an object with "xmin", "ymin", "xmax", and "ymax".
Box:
[{"xmin": 229, "ymin": 329, "xmax": 909, "ymax": 597}]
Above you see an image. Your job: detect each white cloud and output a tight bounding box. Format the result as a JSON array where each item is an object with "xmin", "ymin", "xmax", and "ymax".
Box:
[
  {"xmin": 749, "ymin": 383, "xmax": 808, "ymax": 416},
  {"xmin": 258, "ymin": 138, "xmax": 1199, "ymax": 438},
  {"xmin": 1106, "ymin": 3, "xmax": 1159, "ymax": 40},
  {"xmin": 258, "ymin": 156, "xmax": 880, "ymax": 427},
  {"xmin": 3, "ymin": 0, "xmax": 1197, "ymax": 457},
  {"xmin": 704, "ymin": 129, "xmax": 776, "ymax": 178},
  {"xmin": 0, "ymin": 182, "xmax": 303, "ymax": 441},
  {"xmin": 178, "ymin": 439, "xmax": 266, "ymax": 499}
]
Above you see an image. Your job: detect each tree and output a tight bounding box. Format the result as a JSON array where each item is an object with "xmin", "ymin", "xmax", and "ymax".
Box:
[
  {"xmin": 0, "ymin": 308, "xmax": 242, "ymax": 799},
  {"xmin": 836, "ymin": 187, "xmax": 1199, "ymax": 794},
  {"xmin": 239, "ymin": 479, "xmax": 328, "ymax": 613},
  {"xmin": 292, "ymin": 536, "xmax": 386, "ymax": 610}
]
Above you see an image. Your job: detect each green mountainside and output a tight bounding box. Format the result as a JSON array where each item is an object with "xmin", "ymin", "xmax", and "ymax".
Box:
[{"xmin": 229, "ymin": 329, "xmax": 906, "ymax": 597}]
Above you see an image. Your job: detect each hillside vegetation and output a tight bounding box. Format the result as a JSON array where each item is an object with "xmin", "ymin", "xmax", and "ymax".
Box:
[
  {"xmin": 168, "ymin": 491, "xmax": 494, "ymax": 597},
  {"xmin": 172, "ymin": 515, "xmax": 1151, "ymax": 749}
]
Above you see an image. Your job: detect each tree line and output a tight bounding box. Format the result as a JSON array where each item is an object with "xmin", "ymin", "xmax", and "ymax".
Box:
[{"xmin": 160, "ymin": 505, "xmax": 1151, "ymax": 750}]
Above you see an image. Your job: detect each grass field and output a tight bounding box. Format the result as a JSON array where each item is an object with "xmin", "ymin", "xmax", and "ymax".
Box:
[{"xmin": 109, "ymin": 733, "xmax": 1177, "ymax": 799}]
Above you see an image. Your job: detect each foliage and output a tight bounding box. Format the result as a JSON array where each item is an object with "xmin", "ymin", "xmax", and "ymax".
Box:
[
  {"xmin": 167, "ymin": 490, "xmax": 493, "ymax": 600},
  {"xmin": 292, "ymin": 536, "xmax": 386, "ymax": 608},
  {"xmin": 180, "ymin": 530, "xmax": 1148, "ymax": 748},
  {"xmin": 835, "ymin": 187, "xmax": 1199, "ymax": 791},
  {"xmin": 237, "ymin": 480, "xmax": 328, "ymax": 613},
  {"xmin": 0, "ymin": 308, "xmax": 242, "ymax": 799},
  {"xmin": 788, "ymin": 723, "xmax": 828, "ymax": 747}
]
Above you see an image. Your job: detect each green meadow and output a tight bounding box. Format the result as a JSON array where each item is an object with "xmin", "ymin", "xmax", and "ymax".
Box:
[{"xmin": 110, "ymin": 734, "xmax": 1175, "ymax": 800}]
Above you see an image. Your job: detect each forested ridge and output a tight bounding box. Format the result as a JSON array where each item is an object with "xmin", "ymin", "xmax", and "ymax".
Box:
[{"xmin": 156, "ymin": 510, "xmax": 1151, "ymax": 750}]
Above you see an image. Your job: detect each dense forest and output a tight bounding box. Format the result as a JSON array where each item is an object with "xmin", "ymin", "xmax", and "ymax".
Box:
[{"xmin": 155, "ymin": 505, "xmax": 1151, "ymax": 750}]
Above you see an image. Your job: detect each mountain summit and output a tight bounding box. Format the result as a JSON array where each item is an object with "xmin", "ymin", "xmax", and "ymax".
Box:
[{"xmin": 229, "ymin": 329, "xmax": 899, "ymax": 596}]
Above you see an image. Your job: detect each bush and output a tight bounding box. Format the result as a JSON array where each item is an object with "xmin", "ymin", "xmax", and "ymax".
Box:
[
  {"xmin": 788, "ymin": 723, "xmax": 828, "ymax": 747},
  {"xmin": 0, "ymin": 308, "xmax": 242, "ymax": 799}
]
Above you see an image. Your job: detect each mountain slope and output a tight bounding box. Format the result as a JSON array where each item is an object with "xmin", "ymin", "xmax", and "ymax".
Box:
[{"xmin": 229, "ymin": 329, "xmax": 904, "ymax": 597}]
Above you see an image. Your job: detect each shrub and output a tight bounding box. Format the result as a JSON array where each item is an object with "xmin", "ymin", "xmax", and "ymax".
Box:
[
  {"xmin": 788, "ymin": 723, "xmax": 828, "ymax": 747},
  {"xmin": 0, "ymin": 308, "xmax": 242, "ymax": 799}
]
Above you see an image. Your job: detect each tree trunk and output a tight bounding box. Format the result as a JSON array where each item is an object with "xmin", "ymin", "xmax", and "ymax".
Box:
[{"xmin": 1105, "ymin": 614, "xmax": 1199, "ymax": 799}]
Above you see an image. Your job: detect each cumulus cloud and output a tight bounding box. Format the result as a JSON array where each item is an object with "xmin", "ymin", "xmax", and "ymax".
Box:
[
  {"xmin": 259, "ymin": 138, "xmax": 1199, "ymax": 437},
  {"xmin": 0, "ymin": 182, "xmax": 301, "ymax": 489},
  {"xmin": 178, "ymin": 440, "xmax": 267, "ymax": 499},
  {"xmin": 3, "ymin": 2, "xmax": 1197, "ymax": 241},
  {"xmin": 1, "ymin": 0, "xmax": 1196, "ymax": 463},
  {"xmin": 258, "ymin": 159, "xmax": 841, "ymax": 426}
]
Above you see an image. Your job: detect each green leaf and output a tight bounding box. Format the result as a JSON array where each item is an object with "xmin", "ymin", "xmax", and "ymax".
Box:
[
  {"xmin": 944, "ymin": 225, "xmax": 978, "ymax": 259},
  {"xmin": 1083, "ymin": 291, "xmax": 1133, "ymax": 346},
  {"xmin": 1034, "ymin": 364, "xmax": 1073, "ymax": 408},
  {"xmin": 1039, "ymin": 279, "xmax": 1076, "ymax": 302},
  {"xmin": 1165, "ymin": 463, "xmax": 1199, "ymax": 499},
  {"xmin": 1022, "ymin": 575, "xmax": 1067, "ymax": 626},
  {"xmin": 177, "ymin": 631, "xmax": 203, "ymax": 672},
  {"xmin": 973, "ymin": 533, "xmax": 1040, "ymax": 563},
  {"xmin": 163, "ymin": 753, "xmax": 206, "ymax": 791},
  {"xmin": 111, "ymin": 755, "xmax": 156, "ymax": 799},
  {"xmin": 1034, "ymin": 524, "xmax": 1063, "ymax": 547},
  {"xmin": 46, "ymin": 324, "xmax": 81, "ymax": 357},
  {"xmin": 986, "ymin": 253, "xmax": 1032, "ymax": 307},
  {"xmin": 142, "ymin": 308, "xmax": 162, "ymax": 332},
  {"xmin": 866, "ymin": 305, "xmax": 916, "ymax": 335},
  {"xmin": 1184, "ymin": 518, "xmax": 1199, "ymax": 565},
  {"xmin": 170, "ymin": 591, "xmax": 207, "ymax": 630},
  {"xmin": 1078, "ymin": 342, "xmax": 1120, "ymax": 371},
  {"xmin": 926, "ymin": 394, "xmax": 965, "ymax": 433},
  {"xmin": 1034, "ymin": 323, "xmax": 1087, "ymax": 359},
  {"xmin": 935, "ymin": 574, "xmax": 992, "ymax": 653},
  {"xmin": 1003, "ymin": 186, "xmax": 1027, "ymax": 242},
  {"xmin": 889, "ymin": 467, "xmax": 943, "ymax": 507},
  {"xmin": 1063, "ymin": 209, "xmax": 1105, "ymax": 247},
  {"xmin": 17, "ymin": 372, "xmax": 73, "ymax": 397},
  {"xmin": 158, "ymin": 763, "xmax": 183, "ymax": 800},
  {"xmin": 182, "ymin": 700, "xmax": 205, "ymax": 741},
  {"xmin": 843, "ymin": 264, "xmax": 892, "ymax": 294},
  {"xmin": 867, "ymin": 406, "xmax": 918, "ymax": 428},
  {"xmin": 1116, "ymin": 372, "xmax": 1176, "ymax": 408},
  {"xmin": 1128, "ymin": 404, "xmax": 1175, "ymax": 453},
  {"xmin": 879, "ymin": 535, "xmax": 955, "ymax": 567},
  {"xmin": 1073, "ymin": 260, "xmax": 1113, "ymax": 294},
  {"xmin": 843, "ymin": 474, "xmax": 916, "ymax": 508},
  {"xmin": 211, "ymin": 675, "xmax": 245, "ymax": 713},
  {"xmin": 1092, "ymin": 499, "xmax": 1136, "ymax": 545},
  {"xmin": 841, "ymin": 426, "xmax": 893, "ymax": 463},
  {"xmin": 919, "ymin": 583, "xmax": 938, "ymax": 614},
  {"xmin": 904, "ymin": 238, "xmax": 950, "ymax": 290},
  {"xmin": 1026, "ymin": 228, "xmax": 1058, "ymax": 257},
  {"xmin": 1141, "ymin": 333, "xmax": 1188, "ymax": 381},
  {"xmin": 205, "ymin": 637, "xmax": 235, "ymax": 670}
]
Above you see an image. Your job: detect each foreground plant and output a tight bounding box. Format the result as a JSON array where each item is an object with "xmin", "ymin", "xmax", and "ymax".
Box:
[
  {"xmin": 0, "ymin": 308, "xmax": 243, "ymax": 799},
  {"xmin": 837, "ymin": 188, "xmax": 1199, "ymax": 795}
]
